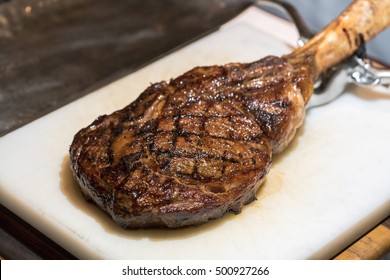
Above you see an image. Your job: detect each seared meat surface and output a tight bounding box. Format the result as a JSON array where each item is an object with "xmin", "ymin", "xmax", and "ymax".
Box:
[
  {"xmin": 70, "ymin": 0, "xmax": 390, "ymax": 228},
  {"xmin": 70, "ymin": 56, "xmax": 312, "ymax": 228}
]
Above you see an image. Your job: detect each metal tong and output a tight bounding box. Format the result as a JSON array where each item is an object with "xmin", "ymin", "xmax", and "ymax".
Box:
[{"xmin": 255, "ymin": 0, "xmax": 390, "ymax": 109}]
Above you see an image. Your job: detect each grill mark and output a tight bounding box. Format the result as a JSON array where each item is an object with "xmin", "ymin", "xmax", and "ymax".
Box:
[
  {"xmin": 102, "ymin": 64, "xmax": 272, "ymax": 167},
  {"xmin": 107, "ymin": 69, "xmax": 271, "ymax": 179},
  {"xmin": 120, "ymin": 99, "xmax": 266, "ymax": 177},
  {"xmin": 135, "ymin": 119, "xmax": 158, "ymax": 136},
  {"xmin": 157, "ymin": 154, "xmax": 171, "ymax": 170},
  {"xmin": 161, "ymin": 114, "xmax": 181, "ymax": 172},
  {"xmin": 222, "ymin": 150, "xmax": 228, "ymax": 175},
  {"xmin": 164, "ymin": 149, "xmax": 241, "ymax": 163},
  {"xmin": 107, "ymin": 144, "xmax": 115, "ymax": 165},
  {"xmin": 227, "ymin": 114, "xmax": 234, "ymax": 139},
  {"xmin": 171, "ymin": 128, "xmax": 262, "ymax": 142},
  {"xmin": 105, "ymin": 121, "xmax": 119, "ymax": 165},
  {"xmin": 193, "ymin": 98, "xmax": 214, "ymax": 179},
  {"xmin": 159, "ymin": 112, "xmax": 247, "ymax": 119}
]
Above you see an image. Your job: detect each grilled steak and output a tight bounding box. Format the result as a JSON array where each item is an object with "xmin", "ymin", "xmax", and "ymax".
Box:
[
  {"xmin": 70, "ymin": 56, "xmax": 311, "ymax": 228},
  {"xmin": 69, "ymin": 0, "xmax": 390, "ymax": 228}
]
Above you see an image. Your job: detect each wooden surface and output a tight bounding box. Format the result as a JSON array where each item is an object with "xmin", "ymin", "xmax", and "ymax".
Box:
[
  {"xmin": 0, "ymin": 204, "xmax": 76, "ymax": 260},
  {"xmin": 334, "ymin": 216, "xmax": 390, "ymax": 260}
]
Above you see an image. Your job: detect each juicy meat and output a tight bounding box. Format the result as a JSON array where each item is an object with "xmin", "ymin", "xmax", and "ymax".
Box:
[
  {"xmin": 70, "ymin": 0, "xmax": 390, "ymax": 228},
  {"xmin": 69, "ymin": 56, "xmax": 312, "ymax": 228}
]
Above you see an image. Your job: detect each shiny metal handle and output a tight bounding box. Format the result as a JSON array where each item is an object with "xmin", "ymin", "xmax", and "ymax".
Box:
[
  {"xmin": 254, "ymin": 0, "xmax": 313, "ymax": 39},
  {"xmin": 351, "ymin": 57, "xmax": 390, "ymax": 87}
]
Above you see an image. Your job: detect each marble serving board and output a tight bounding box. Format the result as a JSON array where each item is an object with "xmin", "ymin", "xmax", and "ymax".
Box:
[{"xmin": 0, "ymin": 7, "xmax": 389, "ymax": 259}]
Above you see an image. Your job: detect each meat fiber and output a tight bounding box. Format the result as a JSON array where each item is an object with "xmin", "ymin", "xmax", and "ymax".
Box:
[{"xmin": 69, "ymin": 0, "xmax": 390, "ymax": 228}]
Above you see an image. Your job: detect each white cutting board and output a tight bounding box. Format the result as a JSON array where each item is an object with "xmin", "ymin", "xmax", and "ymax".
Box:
[{"xmin": 0, "ymin": 7, "xmax": 389, "ymax": 260}]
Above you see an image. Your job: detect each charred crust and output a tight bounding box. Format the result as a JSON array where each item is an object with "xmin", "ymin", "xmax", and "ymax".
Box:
[{"xmin": 69, "ymin": 55, "xmax": 307, "ymax": 228}]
